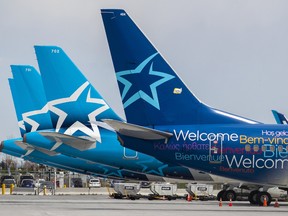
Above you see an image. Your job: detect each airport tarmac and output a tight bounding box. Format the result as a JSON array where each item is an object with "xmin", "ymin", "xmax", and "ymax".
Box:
[{"xmin": 0, "ymin": 194, "xmax": 287, "ymax": 216}]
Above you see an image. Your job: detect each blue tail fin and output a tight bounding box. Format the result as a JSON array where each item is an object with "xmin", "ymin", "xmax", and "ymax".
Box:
[
  {"xmin": 101, "ymin": 9, "xmax": 259, "ymax": 126},
  {"xmin": 272, "ymin": 110, "xmax": 288, "ymax": 124},
  {"xmin": 8, "ymin": 79, "xmax": 26, "ymax": 136},
  {"xmin": 34, "ymin": 46, "xmax": 122, "ymax": 133},
  {"xmin": 9, "ymin": 65, "xmax": 53, "ymax": 133}
]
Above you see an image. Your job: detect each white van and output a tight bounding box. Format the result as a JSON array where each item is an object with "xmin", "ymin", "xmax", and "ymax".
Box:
[{"xmin": 88, "ymin": 178, "xmax": 101, "ymax": 188}]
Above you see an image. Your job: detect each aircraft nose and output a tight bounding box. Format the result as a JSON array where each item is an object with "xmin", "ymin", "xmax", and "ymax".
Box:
[{"xmin": 0, "ymin": 141, "xmax": 4, "ymax": 152}]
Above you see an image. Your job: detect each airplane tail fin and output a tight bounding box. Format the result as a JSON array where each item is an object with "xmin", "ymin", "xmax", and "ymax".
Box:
[
  {"xmin": 9, "ymin": 65, "xmax": 53, "ymax": 133},
  {"xmin": 8, "ymin": 79, "xmax": 26, "ymax": 136},
  {"xmin": 101, "ymin": 9, "xmax": 259, "ymax": 126},
  {"xmin": 34, "ymin": 46, "xmax": 122, "ymax": 131},
  {"xmin": 272, "ymin": 110, "xmax": 288, "ymax": 124}
]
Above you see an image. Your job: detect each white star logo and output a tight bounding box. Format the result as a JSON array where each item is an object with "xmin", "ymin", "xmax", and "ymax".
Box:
[
  {"xmin": 18, "ymin": 120, "xmax": 26, "ymax": 131},
  {"xmin": 117, "ymin": 52, "xmax": 175, "ymax": 109},
  {"xmin": 22, "ymin": 104, "xmax": 51, "ymax": 132},
  {"xmin": 48, "ymin": 81, "xmax": 112, "ymax": 143}
]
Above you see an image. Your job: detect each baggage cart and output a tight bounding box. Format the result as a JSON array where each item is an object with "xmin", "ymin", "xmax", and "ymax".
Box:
[
  {"xmin": 186, "ymin": 183, "xmax": 214, "ymax": 200},
  {"xmin": 110, "ymin": 183, "xmax": 141, "ymax": 200},
  {"xmin": 148, "ymin": 183, "xmax": 177, "ymax": 200}
]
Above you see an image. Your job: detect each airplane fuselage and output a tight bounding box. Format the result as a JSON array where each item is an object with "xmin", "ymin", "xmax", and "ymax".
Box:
[
  {"xmin": 1, "ymin": 138, "xmax": 152, "ymax": 181},
  {"xmin": 121, "ymin": 124, "xmax": 288, "ymax": 186},
  {"xmin": 24, "ymin": 128, "xmax": 200, "ymax": 180}
]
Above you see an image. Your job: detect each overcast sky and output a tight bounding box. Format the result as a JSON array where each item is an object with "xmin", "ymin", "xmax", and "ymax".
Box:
[{"xmin": 1, "ymin": 0, "xmax": 288, "ymax": 145}]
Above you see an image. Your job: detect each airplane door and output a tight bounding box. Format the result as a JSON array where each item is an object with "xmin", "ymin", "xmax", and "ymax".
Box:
[
  {"xmin": 123, "ymin": 147, "xmax": 138, "ymax": 160},
  {"xmin": 209, "ymin": 137, "xmax": 223, "ymax": 164}
]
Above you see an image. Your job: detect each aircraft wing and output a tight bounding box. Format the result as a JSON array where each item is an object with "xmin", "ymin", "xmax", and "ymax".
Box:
[
  {"xmin": 103, "ymin": 119, "xmax": 173, "ymax": 143},
  {"xmin": 39, "ymin": 132, "xmax": 96, "ymax": 151}
]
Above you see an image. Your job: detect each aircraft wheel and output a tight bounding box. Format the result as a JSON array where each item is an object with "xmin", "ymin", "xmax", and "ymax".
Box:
[
  {"xmin": 223, "ymin": 190, "xmax": 236, "ymax": 201},
  {"xmin": 256, "ymin": 191, "xmax": 272, "ymax": 206},
  {"xmin": 114, "ymin": 194, "xmax": 123, "ymax": 199},
  {"xmin": 148, "ymin": 196, "xmax": 154, "ymax": 200},
  {"xmin": 248, "ymin": 190, "xmax": 258, "ymax": 205},
  {"xmin": 217, "ymin": 190, "xmax": 225, "ymax": 201}
]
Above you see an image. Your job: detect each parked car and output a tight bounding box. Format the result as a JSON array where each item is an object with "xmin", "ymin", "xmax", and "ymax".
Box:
[
  {"xmin": 38, "ymin": 181, "xmax": 55, "ymax": 195},
  {"xmin": 18, "ymin": 175, "xmax": 34, "ymax": 186},
  {"xmin": 39, "ymin": 181, "xmax": 55, "ymax": 190},
  {"xmin": 2, "ymin": 179, "xmax": 16, "ymax": 188},
  {"xmin": 20, "ymin": 179, "xmax": 35, "ymax": 188},
  {"xmin": 71, "ymin": 178, "xmax": 83, "ymax": 188},
  {"xmin": 88, "ymin": 178, "xmax": 101, "ymax": 188},
  {"xmin": 35, "ymin": 179, "xmax": 45, "ymax": 188},
  {"xmin": 0, "ymin": 175, "xmax": 15, "ymax": 185},
  {"xmin": 106, "ymin": 179, "xmax": 124, "ymax": 188}
]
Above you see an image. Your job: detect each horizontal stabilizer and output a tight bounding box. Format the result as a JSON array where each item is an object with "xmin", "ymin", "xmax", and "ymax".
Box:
[
  {"xmin": 103, "ymin": 119, "xmax": 173, "ymax": 143},
  {"xmin": 39, "ymin": 131, "xmax": 96, "ymax": 151},
  {"xmin": 36, "ymin": 147, "xmax": 59, "ymax": 156},
  {"xmin": 14, "ymin": 141, "xmax": 59, "ymax": 156}
]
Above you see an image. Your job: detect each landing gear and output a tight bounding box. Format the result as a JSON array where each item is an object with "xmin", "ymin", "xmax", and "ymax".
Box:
[
  {"xmin": 223, "ymin": 190, "xmax": 236, "ymax": 201},
  {"xmin": 218, "ymin": 188, "xmax": 272, "ymax": 206},
  {"xmin": 248, "ymin": 190, "xmax": 258, "ymax": 205},
  {"xmin": 256, "ymin": 191, "xmax": 272, "ymax": 206},
  {"xmin": 217, "ymin": 190, "xmax": 236, "ymax": 201},
  {"xmin": 248, "ymin": 190, "xmax": 272, "ymax": 206},
  {"xmin": 217, "ymin": 190, "xmax": 225, "ymax": 201}
]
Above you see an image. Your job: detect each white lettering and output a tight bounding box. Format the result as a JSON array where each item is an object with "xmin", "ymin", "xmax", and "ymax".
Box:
[
  {"xmin": 225, "ymin": 155, "xmax": 288, "ymax": 169},
  {"xmin": 173, "ymin": 130, "xmax": 239, "ymax": 142}
]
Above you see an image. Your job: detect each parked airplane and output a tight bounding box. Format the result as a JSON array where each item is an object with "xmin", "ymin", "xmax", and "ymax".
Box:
[
  {"xmin": 272, "ymin": 110, "xmax": 288, "ymax": 124},
  {"xmin": 2, "ymin": 65, "xmax": 153, "ymax": 180},
  {"xmin": 22, "ymin": 46, "xmax": 212, "ymax": 182},
  {"xmin": 0, "ymin": 140, "xmax": 81, "ymax": 173},
  {"xmin": 1, "ymin": 138, "xmax": 119, "ymax": 178},
  {"xmin": 101, "ymin": 9, "xmax": 288, "ymax": 205}
]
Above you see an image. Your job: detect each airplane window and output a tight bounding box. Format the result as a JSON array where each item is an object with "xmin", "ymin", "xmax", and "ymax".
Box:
[
  {"xmin": 270, "ymin": 145, "xmax": 275, "ymax": 152},
  {"xmin": 253, "ymin": 145, "xmax": 259, "ymax": 152},
  {"xmin": 261, "ymin": 145, "xmax": 267, "ymax": 152},
  {"xmin": 245, "ymin": 144, "xmax": 251, "ymax": 152},
  {"xmin": 286, "ymin": 145, "xmax": 288, "ymax": 151},
  {"xmin": 278, "ymin": 145, "xmax": 283, "ymax": 152}
]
